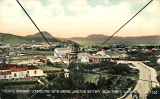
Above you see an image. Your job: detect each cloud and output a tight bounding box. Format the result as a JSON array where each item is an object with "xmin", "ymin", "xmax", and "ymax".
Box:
[{"xmin": 0, "ymin": 0, "xmax": 159, "ymax": 38}]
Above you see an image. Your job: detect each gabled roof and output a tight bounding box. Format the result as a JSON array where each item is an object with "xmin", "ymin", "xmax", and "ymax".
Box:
[
  {"xmin": 10, "ymin": 66, "xmax": 28, "ymax": 72},
  {"xmin": 0, "ymin": 65, "xmax": 40, "ymax": 72},
  {"xmin": 90, "ymin": 55, "xmax": 111, "ymax": 59}
]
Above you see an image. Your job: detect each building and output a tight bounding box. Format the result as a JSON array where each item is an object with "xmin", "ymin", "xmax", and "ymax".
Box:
[
  {"xmin": 77, "ymin": 52, "xmax": 91, "ymax": 62},
  {"xmin": 105, "ymin": 51, "xmax": 121, "ymax": 61},
  {"xmin": 0, "ymin": 71, "xmax": 11, "ymax": 79},
  {"xmin": 10, "ymin": 66, "xmax": 28, "ymax": 78},
  {"xmin": 0, "ymin": 65, "xmax": 44, "ymax": 80},
  {"xmin": 26, "ymin": 66, "xmax": 44, "ymax": 77},
  {"xmin": 89, "ymin": 54, "xmax": 111, "ymax": 63}
]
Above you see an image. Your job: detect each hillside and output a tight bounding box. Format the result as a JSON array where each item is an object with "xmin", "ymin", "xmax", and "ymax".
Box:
[
  {"xmin": 68, "ymin": 34, "xmax": 160, "ymax": 41},
  {"xmin": 0, "ymin": 33, "xmax": 77, "ymax": 45}
]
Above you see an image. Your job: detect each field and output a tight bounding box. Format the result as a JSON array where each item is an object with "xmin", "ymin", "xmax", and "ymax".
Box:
[
  {"xmin": 36, "ymin": 65, "xmax": 61, "ymax": 71},
  {"xmin": 5, "ymin": 49, "xmax": 55, "ymax": 55}
]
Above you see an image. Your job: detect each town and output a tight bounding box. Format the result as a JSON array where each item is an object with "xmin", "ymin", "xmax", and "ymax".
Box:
[
  {"xmin": 0, "ymin": 42, "xmax": 160, "ymax": 99},
  {"xmin": 1, "ymin": 0, "xmax": 160, "ymax": 98}
]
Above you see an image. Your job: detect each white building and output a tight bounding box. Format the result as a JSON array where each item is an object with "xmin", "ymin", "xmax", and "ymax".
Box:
[
  {"xmin": 0, "ymin": 65, "xmax": 44, "ymax": 80},
  {"xmin": 0, "ymin": 71, "xmax": 12, "ymax": 79}
]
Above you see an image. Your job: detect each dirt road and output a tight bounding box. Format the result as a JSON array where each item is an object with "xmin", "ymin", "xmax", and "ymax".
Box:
[{"xmin": 118, "ymin": 61, "xmax": 159, "ymax": 99}]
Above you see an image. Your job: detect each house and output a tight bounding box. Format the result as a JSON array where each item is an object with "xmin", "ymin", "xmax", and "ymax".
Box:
[
  {"xmin": 0, "ymin": 65, "xmax": 44, "ymax": 79},
  {"xmin": 77, "ymin": 52, "xmax": 91, "ymax": 62},
  {"xmin": 0, "ymin": 71, "xmax": 12, "ymax": 79},
  {"xmin": 0, "ymin": 66, "xmax": 11, "ymax": 79},
  {"xmin": 0, "ymin": 66, "xmax": 10, "ymax": 72},
  {"xmin": 10, "ymin": 66, "xmax": 27, "ymax": 78},
  {"xmin": 89, "ymin": 54, "xmax": 111, "ymax": 63},
  {"xmin": 26, "ymin": 66, "xmax": 44, "ymax": 77}
]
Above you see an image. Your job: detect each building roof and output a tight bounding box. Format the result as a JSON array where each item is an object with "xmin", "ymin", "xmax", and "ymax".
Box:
[
  {"xmin": 0, "ymin": 71, "xmax": 11, "ymax": 75},
  {"xmin": 90, "ymin": 55, "xmax": 111, "ymax": 59},
  {"xmin": 10, "ymin": 66, "xmax": 28, "ymax": 72},
  {"xmin": 105, "ymin": 51, "xmax": 121, "ymax": 58},
  {"xmin": 0, "ymin": 65, "xmax": 13, "ymax": 70},
  {"xmin": 97, "ymin": 50, "xmax": 107, "ymax": 56},
  {"xmin": 0, "ymin": 65, "xmax": 40, "ymax": 72}
]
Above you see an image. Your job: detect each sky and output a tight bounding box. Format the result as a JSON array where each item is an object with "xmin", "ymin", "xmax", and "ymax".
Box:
[{"xmin": 0, "ymin": 0, "xmax": 160, "ymax": 38}]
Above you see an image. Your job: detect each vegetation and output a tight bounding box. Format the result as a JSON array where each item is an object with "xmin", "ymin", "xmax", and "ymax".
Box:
[
  {"xmin": 36, "ymin": 65, "xmax": 61, "ymax": 71},
  {"xmin": 4, "ymin": 49, "xmax": 54, "ymax": 55},
  {"xmin": 1, "ymin": 62, "xmax": 139, "ymax": 99}
]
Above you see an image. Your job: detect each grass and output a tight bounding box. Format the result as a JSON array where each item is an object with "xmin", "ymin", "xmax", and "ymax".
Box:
[
  {"xmin": 5, "ymin": 49, "xmax": 54, "ymax": 55},
  {"xmin": 36, "ymin": 65, "xmax": 61, "ymax": 71},
  {"xmin": 84, "ymin": 73, "xmax": 108, "ymax": 84},
  {"xmin": 4, "ymin": 84, "xmax": 39, "ymax": 90}
]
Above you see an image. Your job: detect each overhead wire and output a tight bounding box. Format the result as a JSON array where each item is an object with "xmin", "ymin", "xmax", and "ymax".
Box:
[
  {"xmin": 16, "ymin": 0, "xmax": 67, "ymax": 98},
  {"xmin": 16, "ymin": 0, "xmax": 67, "ymax": 67}
]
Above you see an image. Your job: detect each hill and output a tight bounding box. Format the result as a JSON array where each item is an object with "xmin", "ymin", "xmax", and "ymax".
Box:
[
  {"xmin": 0, "ymin": 32, "xmax": 77, "ymax": 45},
  {"xmin": 27, "ymin": 31, "xmax": 54, "ymax": 38},
  {"xmin": 67, "ymin": 34, "xmax": 160, "ymax": 45},
  {"xmin": 68, "ymin": 34, "xmax": 160, "ymax": 41}
]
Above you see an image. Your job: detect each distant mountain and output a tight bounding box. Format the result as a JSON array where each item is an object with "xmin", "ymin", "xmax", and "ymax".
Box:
[
  {"xmin": 66, "ymin": 34, "xmax": 160, "ymax": 45},
  {"xmin": 27, "ymin": 31, "xmax": 54, "ymax": 38},
  {"xmin": 67, "ymin": 34, "xmax": 160, "ymax": 41}
]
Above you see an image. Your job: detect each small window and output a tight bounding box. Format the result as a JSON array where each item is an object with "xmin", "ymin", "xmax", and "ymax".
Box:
[
  {"xmin": 27, "ymin": 71, "xmax": 29, "ymax": 73},
  {"xmin": 34, "ymin": 70, "xmax": 37, "ymax": 74},
  {"xmin": 4, "ymin": 75, "xmax": 6, "ymax": 78},
  {"xmin": 14, "ymin": 73, "xmax": 17, "ymax": 77}
]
